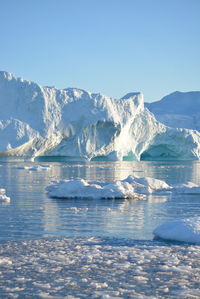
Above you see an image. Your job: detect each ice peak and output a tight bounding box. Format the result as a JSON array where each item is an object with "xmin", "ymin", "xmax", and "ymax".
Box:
[
  {"xmin": 0, "ymin": 71, "xmax": 14, "ymax": 80},
  {"xmin": 64, "ymin": 87, "xmax": 90, "ymax": 99},
  {"xmin": 121, "ymin": 92, "xmax": 142, "ymax": 100}
]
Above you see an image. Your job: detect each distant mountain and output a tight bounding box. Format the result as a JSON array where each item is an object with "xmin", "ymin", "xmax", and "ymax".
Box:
[
  {"xmin": 1, "ymin": 71, "xmax": 200, "ymax": 160},
  {"xmin": 145, "ymin": 91, "xmax": 200, "ymax": 130}
]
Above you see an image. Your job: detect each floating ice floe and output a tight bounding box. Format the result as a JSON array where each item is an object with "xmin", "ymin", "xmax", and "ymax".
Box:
[
  {"xmin": 172, "ymin": 181, "xmax": 200, "ymax": 194},
  {"xmin": 0, "ymin": 188, "xmax": 10, "ymax": 202},
  {"xmin": 46, "ymin": 175, "xmax": 172, "ymax": 200},
  {"xmin": 153, "ymin": 217, "xmax": 200, "ymax": 244},
  {"xmin": 46, "ymin": 178, "xmax": 143, "ymax": 200},
  {"xmin": 46, "ymin": 175, "xmax": 200, "ymax": 199},
  {"xmin": 16, "ymin": 164, "xmax": 52, "ymax": 171}
]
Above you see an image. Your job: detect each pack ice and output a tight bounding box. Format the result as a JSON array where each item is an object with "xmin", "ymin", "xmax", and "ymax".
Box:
[{"xmin": 1, "ymin": 71, "xmax": 200, "ymax": 161}]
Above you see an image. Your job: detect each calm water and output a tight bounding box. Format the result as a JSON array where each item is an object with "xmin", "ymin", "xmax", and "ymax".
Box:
[
  {"xmin": 0, "ymin": 160, "xmax": 200, "ymax": 242},
  {"xmin": 1, "ymin": 160, "xmax": 200, "ymax": 298}
]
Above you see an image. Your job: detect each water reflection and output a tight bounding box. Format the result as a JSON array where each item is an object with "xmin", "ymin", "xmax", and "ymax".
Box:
[{"xmin": 0, "ymin": 161, "xmax": 200, "ymax": 241}]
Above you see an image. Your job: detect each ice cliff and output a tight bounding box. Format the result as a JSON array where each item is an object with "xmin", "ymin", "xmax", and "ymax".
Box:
[
  {"xmin": 145, "ymin": 91, "xmax": 200, "ymax": 131},
  {"xmin": 1, "ymin": 71, "xmax": 200, "ymax": 161}
]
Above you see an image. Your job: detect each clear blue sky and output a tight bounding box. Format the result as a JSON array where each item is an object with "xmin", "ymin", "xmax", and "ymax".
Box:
[{"xmin": 0, "ymin": 0, "xmax": 199, "ymax": 101}]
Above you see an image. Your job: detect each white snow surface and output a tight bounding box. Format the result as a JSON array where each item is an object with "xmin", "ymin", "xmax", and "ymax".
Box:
[
  {"xmin": 172, "ymin": 181, "xmax": 200, "ymax": 194},
  {"xmin": 46, "ymin": 175, "xmax": 171, "ymax": 199},
  {"xmin": 154, "ymin": 217, "xmax": 200, "ymax": 244},
  {"xmin": 1, "ymin": 71, "xmax": 200, "ymax": 160},
  {"xmin": 146, "ymin": 91, "xmax": 200, "ymax": 131},
  {"xmin": 46, "ymin": 175, "xmax": 200, "ymax": 199}
]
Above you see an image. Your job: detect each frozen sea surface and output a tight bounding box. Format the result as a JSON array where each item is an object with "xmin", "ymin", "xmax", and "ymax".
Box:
[
  {"xmin": 0, "ymin": 237, "xmax": 200, "ymax": 298},
  {"xmin": 0, "ymin": 160, "xmax": 200, "ymax": 297}
]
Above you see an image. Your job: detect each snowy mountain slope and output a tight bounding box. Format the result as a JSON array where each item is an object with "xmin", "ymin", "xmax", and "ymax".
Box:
[
  {"xmin": 1, "ymin": 71, "xmax": 200, "ymax": 161},
  {"xmin": 145, "ymin": 91, "xmax": 200, "ymax": 130}
]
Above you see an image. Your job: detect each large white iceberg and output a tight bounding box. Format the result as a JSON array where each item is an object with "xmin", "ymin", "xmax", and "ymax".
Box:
[
  {"xmin": 153, "ymin": 217, "xmax": 200, "ymax": 244},
  {"xmin": 1, "ymin": 71, "xmax": 200, "ymax": 160}
]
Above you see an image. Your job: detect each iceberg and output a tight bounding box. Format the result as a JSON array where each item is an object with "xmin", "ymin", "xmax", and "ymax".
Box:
[
  {"xmin": 153, "ymin": 217, "xmax": 200, "ymax": 244},
  {"xmin": 145, "ymin": 91, "xmax": 200, "ymax": 131},
  {"xmin": 46, "ymin": 175, "xmax": 172, "ymax": 199},
  {"xmin": 45, "ymin": 176, "xmax": 147, "ymax": 200},
  {"xmin": 1, "ymin": 71, "xmax": 200, "ymax": 161},
  {"xmin": 46, "ymin": 175, "xmax": 200, "ymax": 199}
]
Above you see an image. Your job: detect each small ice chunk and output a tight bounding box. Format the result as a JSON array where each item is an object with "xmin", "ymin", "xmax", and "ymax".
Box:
[
  {"xmin": 16, "ymin": 164, "xmax": 52, "ymax": 171},
  {"xmin": 16, "ymin": 166, "xmax": 30, "ymax": 170},
  {"xmin": 153, "ymin": 217, "xmax": 200, "ymax": 244},
  {"xmin": 0, "ymin": 257, "xmax": 12, "ymax": 265},
  {"xmin": 0, "ymin": 188, "xmax": 10, "ymax": 202}
]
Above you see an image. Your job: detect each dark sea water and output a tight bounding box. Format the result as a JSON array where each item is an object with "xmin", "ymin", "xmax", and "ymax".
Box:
[{"xmin": 0, "ymin": 160, "xmax": 200, "ymax": 298}]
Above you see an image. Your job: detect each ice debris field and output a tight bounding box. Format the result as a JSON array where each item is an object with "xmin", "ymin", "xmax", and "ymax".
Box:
[
  {"xmin": 1, "ymin": 71, "xmax": 200, "ymax": 161},
  {"xmin": 0, "ymin": 237, "xmax": 200, "ymax": 298}
]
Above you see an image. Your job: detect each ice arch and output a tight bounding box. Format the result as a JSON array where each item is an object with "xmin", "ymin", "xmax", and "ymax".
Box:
[{"xmin": 140, "ymin": 144, "xmax": 180, "ymax": 161}]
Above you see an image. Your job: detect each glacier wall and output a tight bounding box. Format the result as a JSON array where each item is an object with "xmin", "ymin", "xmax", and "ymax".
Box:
[{"xmin": 1, "ymin": 71, "xmax": 200, "ymax": 161}]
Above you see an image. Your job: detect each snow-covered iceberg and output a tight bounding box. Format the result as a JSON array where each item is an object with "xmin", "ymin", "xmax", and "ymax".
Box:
[
  {"xmin": 145, "ymin": 91, "xmax": 200, "ymax": 131},
  {"xmin": 46, "ymin": 175, "xmax": 171, "ymax": 199},
  {"xmin": 153, "ymin": 217, "xmax": 200, "ymax": 244},
  {"xmin": 46, "ymin": 175, "xmax": 200, "ymax": 199},
  {"xmin": 45, "ymin": 176, "xmax": 147, "ymax": 200},
  {"xmin": 1, "ymin": 71, "xmax": 200, "ymax": 161}
]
